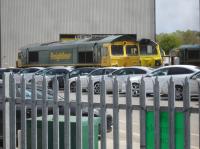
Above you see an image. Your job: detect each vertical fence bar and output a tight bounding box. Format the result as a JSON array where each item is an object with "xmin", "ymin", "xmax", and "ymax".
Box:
[
  {"xmin": 140, "ymin": 77, "xmax": 146, "ymax": 149},
  {"xmin": 21, "ymin": 75, "xmax": 27, "ymax": 149},
  {"xmin": 42, "ymin": 76, "xmax": 48, "ymax": 149},
  {"xmin": 154, "ymin": 77, "xmax": 160, "ymax": 149},
  {"xmin": 53, "ymin": 77, "xmax": 59, "ymax": 149},
  {"xmin": 199, "ymin": 82, "xmax": 200, "ymax": 149},
  {"xmin": 3, "ymin": 73, "xmax": 10, "ymax": 149},
  {"xmin": 100, "ymin": 76, "xmax": 107, "ymax": 149},
  {"xmin": 168, "ymin": 77, "xmax": 175, "ymax": 149},
  {"xmin": 126, "ymin": 77, "xmax": 132, "ymax": 149},
  {"xmin": 183, "ymin": 78, "xmax": 190, "ymax": 149},
  {"xmin": 88, "ymin": 76, "xmax": 94, "ymax": 149},
  {"xmin": 64, "ymin": 75, "xmax": 71, "ymax": 149},
  {"xmin": 113, "ymin": 77, "xmax": 119, "ymax": 149},
  {"xmin": 10, "ymin": 74, "xmax": 16, "ymax": 149},
  {"xmin": 31, "ymin": 76, "xmax": 37, "ymax": 149},
  {"xmin": 76, "ymin": 76, "xmax": 82, "ymax": 149},
  {"xmin": 18, "ymin": 130, "xmax": 22, "ymax": 149}
]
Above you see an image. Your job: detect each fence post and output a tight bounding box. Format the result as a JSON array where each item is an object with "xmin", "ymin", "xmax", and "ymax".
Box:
[
  {"xmin": 140, "ymin": 77, "xmax": 146, "ymax": 149},
  {"xmin": 76, "ymin": 76, "xmax": 82, "ymax": 149},
  {"xmin": 21, "ymin": 75, "xmax": 27, "ymax": 149},
  {"xmin": 3, "ymin": 73, "xmax": 10, "ymax": 149},
  {"xmin": 100, "ymin": 76, "xmax": 107, "ymax": 149},
  {"xmin": 88, "ymin": 76, "xmax": 94, "ymax": 149},
  {"xmin": 31, "ymin": 75, "xmax": 37, "ymax": 149},
  {"xmin": 183, "ymin": 77, "xmax": 190, "ymax": 149},
  {"xmin": 18, "ymin": 130, "xmax": 21, "ymax": 149},
  {"xmin": 126, "ymin": 77, "xmax": 132, "ymax": 149},
  {"xmin": 53, "ymin": 76, "xmax": 59, "ymax": 149},
  {"xmin": 168, "ymin": 77, "xmax": 175, "ymax": 149},
  {"xmin": 42, "ymin": 75, "xmax": 48, "ymax": 149},
  {"xmin": 154, "ymin": 77, "xmax": 160, "ymax": 149},
  {"xmin": 64, "ymin": 75, "xmax": 71, "ymax": 149},
  {"xmin": 113, "ymin": 77, "xmax": 119, "ymax": 149},
  {"xmin": 10, "ymin": 74, "xmax": 16, "ymax": 149},
  {"xmin": 199, "ymin": 82, "xmax": 200, "ymax": 149}
]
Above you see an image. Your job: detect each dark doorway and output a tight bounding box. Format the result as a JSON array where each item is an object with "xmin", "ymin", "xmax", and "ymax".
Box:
[{"xmin": 78, "ymin": 52, "xmax": 93, "ymax": 63}]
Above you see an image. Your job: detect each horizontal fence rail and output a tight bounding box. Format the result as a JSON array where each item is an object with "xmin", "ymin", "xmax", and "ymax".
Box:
[{"xmin": 1, "ymin": 73, "xmax": 199, "ymax": 149}]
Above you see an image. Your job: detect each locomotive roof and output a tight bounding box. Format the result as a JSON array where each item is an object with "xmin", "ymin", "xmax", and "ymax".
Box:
[
  {"xmin": 20, "ymin": 34, "xmax": 137, "ymax": 52},
  {"xmin": 89, "ymin": 34, "xmax": 137, "ymax": 44},
  {"xmin": 179, "ymin": 44, "xmax": 200, "ymax": 50}
]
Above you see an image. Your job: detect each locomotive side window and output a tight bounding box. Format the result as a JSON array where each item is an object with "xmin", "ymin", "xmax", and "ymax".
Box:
[
  {"xmin": 140, "ymin": 45, "xmax": 157, "ymax": 55},
  {"xmin": 126, "ymin": 45, "xmax": 138, "ymax": 56},
  {"xmin": 29, "ymin": 52, "xmax": 39, "ymax": 63},
  {"xmin": 111, "ymin": 45, "xmax": 123, "ymax": 55}
]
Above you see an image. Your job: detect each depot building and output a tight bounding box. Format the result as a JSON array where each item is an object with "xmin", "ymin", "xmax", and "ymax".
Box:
[{"xmin": 0, "ymin": 0, "xmax": 156, "ymax": 67}]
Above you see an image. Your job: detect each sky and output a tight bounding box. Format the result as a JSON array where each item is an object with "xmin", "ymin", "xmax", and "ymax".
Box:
[{"xmin": 156, "ymin": 0, "xmax": 200, "ymax": 33}]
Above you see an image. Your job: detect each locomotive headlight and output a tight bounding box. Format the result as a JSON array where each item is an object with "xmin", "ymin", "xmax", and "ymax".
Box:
[{"xmin": 155, "ymin": 60, "xmax": 161, "ymax": 66}]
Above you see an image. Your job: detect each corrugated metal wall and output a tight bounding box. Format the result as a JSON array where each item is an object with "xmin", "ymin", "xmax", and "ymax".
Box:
[{"xmin": 1, "ymin": 0, "xmax": 155, "ymax": 67}]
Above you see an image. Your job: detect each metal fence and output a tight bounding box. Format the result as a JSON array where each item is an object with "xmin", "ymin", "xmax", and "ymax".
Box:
[{"xmin": 1, "ymin": 73, "xmax": 200, "ymax": 149}]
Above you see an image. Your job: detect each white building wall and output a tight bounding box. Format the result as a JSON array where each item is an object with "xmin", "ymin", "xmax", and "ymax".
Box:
[{"xmin": 1, "ymin": 0, "xmax": 155, "ymax": 67}]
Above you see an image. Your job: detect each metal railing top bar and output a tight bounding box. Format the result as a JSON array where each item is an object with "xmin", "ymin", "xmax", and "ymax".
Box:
[{"xmin": 1, "ymin": 97, "xmax": 199, "ymax": 113}]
